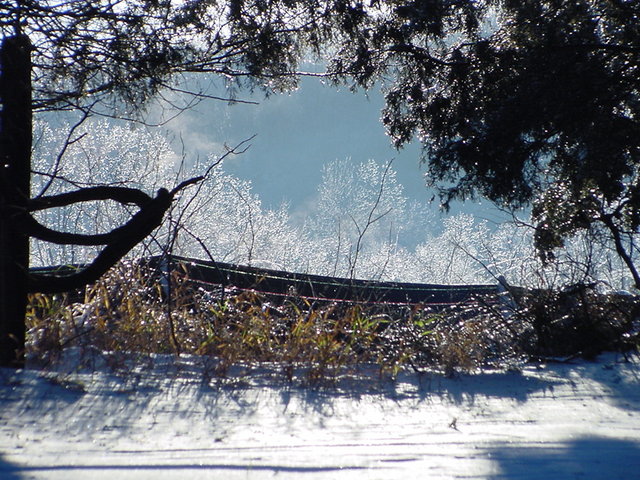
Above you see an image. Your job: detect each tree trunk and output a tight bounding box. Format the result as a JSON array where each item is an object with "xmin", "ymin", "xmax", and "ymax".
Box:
[{"xmin": 0, "ymin": 35, "xmax": 32, "ymax": 368}]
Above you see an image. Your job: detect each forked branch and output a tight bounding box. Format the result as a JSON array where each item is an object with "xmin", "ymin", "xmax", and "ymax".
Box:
[{"xmin": 27, "ymin": 179, "xmax": 201, "ymax": 293}]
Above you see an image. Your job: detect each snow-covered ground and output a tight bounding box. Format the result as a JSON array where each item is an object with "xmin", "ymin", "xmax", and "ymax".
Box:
[{"xmin": 1, "ymin": 350, "xmax": 639, "ymax": 479}]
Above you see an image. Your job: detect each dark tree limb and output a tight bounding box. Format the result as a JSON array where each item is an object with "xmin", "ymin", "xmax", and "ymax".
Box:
[
  {"xmin": 21, "ymin": 186, "xmax": 159, "ymax": 245},
  {"xmin": 27, "ymin": 178, "xmax": 200, "ymax": 294},
  {"xmin": 601, "ymin": 213, "xmax": 640, "ymax": 290},
  {"xmin": 28, "ymin": 185, "xmax": 153, "ymax": 211},
  {"xmin": 21, "ymin": 215, "xmax": 122, "ymax": 246},
  {"xmin": 27, "ymin": 188, "xmax": 171, "ymax": 293},
  {"xmin": 387, "ymin": 44, "xmax": 464, "ymax": 67}
]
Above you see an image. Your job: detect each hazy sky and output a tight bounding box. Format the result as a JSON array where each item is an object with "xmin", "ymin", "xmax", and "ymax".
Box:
[{"xmin": 163, "ymin": 76, "xmax": 508, "ymax": 226}]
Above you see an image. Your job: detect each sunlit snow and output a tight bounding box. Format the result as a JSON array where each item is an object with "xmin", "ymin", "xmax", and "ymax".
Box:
[{"xmin": 1, "ymin": 351, "xmax": 639, "ymax": 479}]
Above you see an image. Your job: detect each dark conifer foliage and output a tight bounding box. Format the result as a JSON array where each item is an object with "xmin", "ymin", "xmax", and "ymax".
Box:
[
  {"xmin": 325, "ymin": 1, "xmax": 640, "ymax": 288},
  {"xmin": 0, "ymin": 0, "xmax": 338, "ymax": 112}
]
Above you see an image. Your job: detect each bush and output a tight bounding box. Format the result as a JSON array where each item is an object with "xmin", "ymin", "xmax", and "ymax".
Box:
[{"xmin": 510, "ymin": 283, "xmax": 640, "ymax": 359}]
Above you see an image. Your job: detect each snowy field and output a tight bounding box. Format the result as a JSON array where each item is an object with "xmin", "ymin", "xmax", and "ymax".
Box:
[{"xmin": 1, "ymin": 350, "xmax": 639, "ymax": 479}]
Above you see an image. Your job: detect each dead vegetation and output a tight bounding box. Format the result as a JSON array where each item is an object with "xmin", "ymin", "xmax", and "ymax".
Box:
[{"xmin": 25, "ymin": 260, "xmax": 639, "ymax": 383}]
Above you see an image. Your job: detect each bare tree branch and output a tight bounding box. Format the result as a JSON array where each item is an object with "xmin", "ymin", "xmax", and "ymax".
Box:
[
  {"xmin": 28, "ymin": 185, "xmax": 153, "ymax": 211},
  {"xmin": 27, "ymin": 178, "xmax": 202, "ymax": 293}
]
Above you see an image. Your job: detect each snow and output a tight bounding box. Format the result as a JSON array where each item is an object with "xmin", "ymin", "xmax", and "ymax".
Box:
[{"xmin": 1, "ymin": 350, "xmax": 639, "ymax": 479}]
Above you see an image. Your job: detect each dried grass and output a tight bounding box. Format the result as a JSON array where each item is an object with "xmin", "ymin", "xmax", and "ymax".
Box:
[{"xmin": 26, "ymin": 261, "xmax": 638, "ymax": 382}]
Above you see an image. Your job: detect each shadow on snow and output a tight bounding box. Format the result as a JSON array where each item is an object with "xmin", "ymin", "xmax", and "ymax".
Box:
[{"xmin": 486, "ymin": 436, "xmax": 640, "ymax": 480}]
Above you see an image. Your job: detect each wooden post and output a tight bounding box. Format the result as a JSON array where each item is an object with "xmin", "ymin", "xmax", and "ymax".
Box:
[{"xmin": 0, "ymin": 34, "xmax": 32, "ymax": 368}]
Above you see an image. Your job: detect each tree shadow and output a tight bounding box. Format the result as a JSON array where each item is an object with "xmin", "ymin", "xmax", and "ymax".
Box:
[
  {"xmin": 3, "ymin": 462, "xmax": 368, "ymax": 476},
  {"xmin": 0, "ymin": 454, "xmax": 24, "ymax": 480},
  {"xmin": 8, "ymin": 348, "xmax": 638, "ymax": 446},
  {"xmin": 487, "ymin": 436, "xmax": 640, "ymax": 480},
  {"xmin": 559, "ymin": 352, "xmax": 640, "ymax": 413},
  {"xmin": 275, "ymin": 365, "xmax": 563, "ymax": 411}
]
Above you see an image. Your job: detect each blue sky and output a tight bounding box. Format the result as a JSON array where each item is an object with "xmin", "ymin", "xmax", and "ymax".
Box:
[{"xmin": 163, "ymin": 76, "xmax": 509, "ymax": 226}]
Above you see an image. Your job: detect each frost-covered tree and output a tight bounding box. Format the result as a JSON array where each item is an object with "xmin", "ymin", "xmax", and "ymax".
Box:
[
  {"xmin": 30, "ymin": 119, "xmax": 178, "ymax": 266},
  {"xmin": 31, "ymin": 119, "xmax": 308, "ymax": 272},
  {"xmin": 305, "ymin": 158, "xmax": 412, "ymax": 278},
  {"xmin": 34, "ymin": 118, "xmax": 632, "ymax": 290},
  {"xmin": 174, "ymin": 170, "xmax": 307, "ymax": 270},
  {"xmin": 413, "ymin": 214, "xmax": 488, "ymax": 284}
]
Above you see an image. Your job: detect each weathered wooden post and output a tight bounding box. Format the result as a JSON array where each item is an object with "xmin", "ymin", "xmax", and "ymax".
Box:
[{"xmin": 0, "ymin": 34, "xmax": 32, "ymax": 368}]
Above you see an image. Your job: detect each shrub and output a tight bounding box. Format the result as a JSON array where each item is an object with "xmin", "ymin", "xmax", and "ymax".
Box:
[{"xmin": 511, "ymin": 284, "xmax": 640, "ymax": 359}]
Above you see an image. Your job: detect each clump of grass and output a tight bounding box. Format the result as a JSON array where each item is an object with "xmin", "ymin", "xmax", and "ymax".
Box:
[
  {"xmin": 27, "ymin": 271, "xmax": 403, "ymax": 381},
  {"xmin": 188, "ymin": 291, "xmax": 397, "ymax": 381},
  {"xmin": 28, "ymin": 260, "xmax": 518, "ymax": 380},
  {"xmin": 26, "ymin": 292, "xmax": 73, "ymax": 364}
]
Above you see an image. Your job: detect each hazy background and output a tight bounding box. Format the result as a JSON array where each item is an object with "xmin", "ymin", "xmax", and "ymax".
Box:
[
  {"xmin": 33, "ymin": 76, "xmax": 629, "ymax": 287},
  {"xmin": 160, "ymin": 75, "xmax": 509, "ymax": 228}
]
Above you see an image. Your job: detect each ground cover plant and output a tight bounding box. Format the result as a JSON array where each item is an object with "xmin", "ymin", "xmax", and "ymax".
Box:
[{"xmin": 25, "ymin": 260, "xmax": 640, "ymax": 384}]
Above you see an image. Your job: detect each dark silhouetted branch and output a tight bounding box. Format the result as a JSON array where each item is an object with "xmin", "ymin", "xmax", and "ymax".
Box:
[
  {"xmin": 27, "ymin": 178, "xmax": 201, "ymax": 293},
  {"xmin": 28, "ymin": 185, "xmax": 153, "ymax": 211}
]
